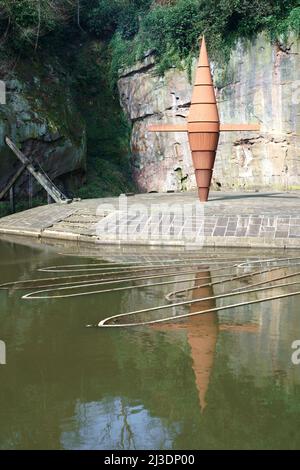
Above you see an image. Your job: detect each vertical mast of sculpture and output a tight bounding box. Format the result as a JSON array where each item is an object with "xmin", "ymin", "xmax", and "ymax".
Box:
[
  {"xmin": 187, "ymin": 37, "xmax": 220, "ymax": 202},
  {"xmin": 149, "ymin": 37, "xmax": 260, "ymax": 202}
]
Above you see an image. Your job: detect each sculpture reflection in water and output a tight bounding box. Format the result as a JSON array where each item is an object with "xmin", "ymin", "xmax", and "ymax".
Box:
[
  {"xmin": 187, "ymin": 271, "xmax": 218, "ymax": 412},
  {"xmin": 153, "ymin": 269, "xmax": 262, "ymax": 414},
  {"xmin": 153, "ymin": 270, "xmax": 218, "ymax": 413}
]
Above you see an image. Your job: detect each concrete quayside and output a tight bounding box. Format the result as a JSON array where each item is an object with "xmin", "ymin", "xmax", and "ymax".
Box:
[{"xmin": 0, "ymin": 191, "xmax": 300, "ymax": 249}]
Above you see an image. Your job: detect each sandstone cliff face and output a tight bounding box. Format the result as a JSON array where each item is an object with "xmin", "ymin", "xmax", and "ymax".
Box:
[
  {"xmin": 118, "ymin": 33, "xmax": 300, "ymax": 192},
  {"xmin": 0, "ymin": 58, "xmax": 86, "ymax": 199}
]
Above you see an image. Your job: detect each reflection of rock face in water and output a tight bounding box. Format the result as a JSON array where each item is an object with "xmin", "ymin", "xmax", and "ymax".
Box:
[
  {"xmin": 106, "ymin": 261, "xmax": 300, "ymax": 412},
  {"xmin": 120, "ymin": 268, "xmax": 197, "ymax": 323},
  {"xmin": 213, "ymin": 266, "xmax": 300, "ymax": 385},
  {"xmin": 3, "ymin": 240, "xmax": 300, "ymax": 449}
]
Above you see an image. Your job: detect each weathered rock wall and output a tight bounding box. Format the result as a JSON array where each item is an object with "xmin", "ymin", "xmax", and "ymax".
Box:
[
  {"xmin": 0, "ymin": 57, "xmax": 86, "ymax": 199},
  {"xmin": 118, "ymin": 33, "xmax": 300, "ymax": 192}
]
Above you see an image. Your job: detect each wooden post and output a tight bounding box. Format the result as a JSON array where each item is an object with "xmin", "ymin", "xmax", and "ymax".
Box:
[
  {"xmin": 0, "ymin": 164, "xmax": 27, "ymax": 202},
  {"xmin": 9, "ymin": 185, "xmax": 15, "ymax": 214},
  {"xmin": 47, "ymin": 192, "xmax": 53, "ymax": 204},
  {"xmin": 28, "ymin": 174, "xmax": 33, "ymax": 208}
]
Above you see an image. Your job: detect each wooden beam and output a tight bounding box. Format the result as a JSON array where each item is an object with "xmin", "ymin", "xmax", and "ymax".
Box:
[
  {"xmin": 5, "ymin": 137, "xmax": 71, "ymax": 204},
  {"xmin": 9, "ymin": 186, "xmax": 15, "ymax": 214},
  {"xmin": 148, "ymin": 124, "xmax": 188, "ymax": 133},
  {"xmin": 149, "ymin": 123, "xmax": 261, "ymax": 133},
  {"xmin": 0, "ymin": 163, "xmax": 27, "ymax": 201},
  {"xmin": 220, "ymin": 123, "xmax": 261, "ymax": 132},
  {"xmin": 28, "ymin": 174, "xmax": 33, "ymax": 209}
]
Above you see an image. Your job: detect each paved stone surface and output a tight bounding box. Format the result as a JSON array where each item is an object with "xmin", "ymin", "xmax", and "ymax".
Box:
[
  {"xmin": 0, "ymin": 204, "xmax": 78, "ymax": 235},
  {"xmin": 1, "ymin": 191, "xmax": 300, "ymax": 248}
]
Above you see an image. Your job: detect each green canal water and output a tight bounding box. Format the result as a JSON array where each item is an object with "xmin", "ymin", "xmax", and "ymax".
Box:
[{"xmin": 0, "ymin": 238, "xmax": 300, "ymax": 450}]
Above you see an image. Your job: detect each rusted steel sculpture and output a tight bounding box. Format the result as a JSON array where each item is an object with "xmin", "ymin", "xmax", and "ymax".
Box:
[{"xmin": 149, "ymin": 37, "xmax": 260, "ymax": 202}]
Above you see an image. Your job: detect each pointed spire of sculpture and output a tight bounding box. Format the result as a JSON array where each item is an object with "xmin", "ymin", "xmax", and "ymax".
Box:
[
  {"xmin": 188, "ymin": 37, "xmax": 219, "ymax": 201},
  {"xmin": 194, "ymin": 36, "xmax": 213, "ymax": 86},
  {"xmin": 192, "ymin": 37, "xmax": 217, "ymax": 105},
  {"xmin": 198, "ymin": 36, "xmax": 209, "ymax": 67}
]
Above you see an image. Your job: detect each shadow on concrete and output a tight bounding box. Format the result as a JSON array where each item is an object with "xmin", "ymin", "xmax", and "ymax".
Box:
[{"xmin": 210, "ymin": 192, "xmax": 300, "ymax": 201}]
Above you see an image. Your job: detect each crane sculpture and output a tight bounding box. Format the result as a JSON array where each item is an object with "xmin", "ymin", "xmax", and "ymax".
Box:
[{"xmin": 149, "ymin": 37, "xmax": 261, "ymax": 202}]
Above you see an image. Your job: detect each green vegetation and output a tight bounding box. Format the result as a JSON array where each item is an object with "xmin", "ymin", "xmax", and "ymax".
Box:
[
  {"xmin": 0, "ymin": 0, "xmax": 75, "ymax": 52},
  {"xmin": 63, "ymin": 40, "xmax": 136, "ymax": 199},
  {"xmin": 108, "ymin": 0, "xmax": 300, "ymax": 82},
  {"xmin": 1, "ymin": 1, "xmax": 300, "ymax": 79}
]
